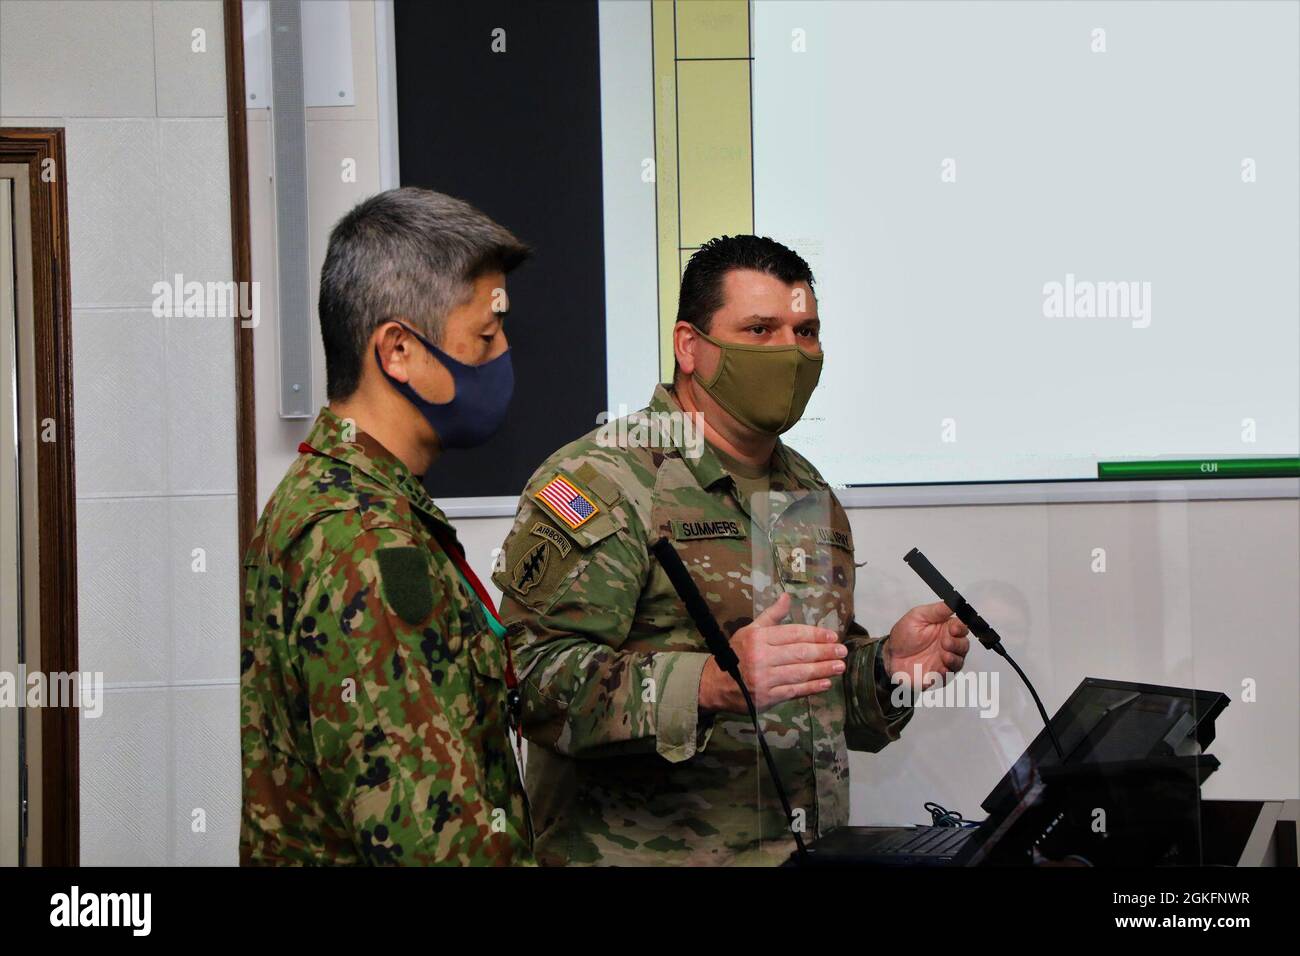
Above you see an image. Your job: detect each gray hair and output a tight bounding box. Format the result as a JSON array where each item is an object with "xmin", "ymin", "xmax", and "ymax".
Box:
[{"xmin": 318, "ymin": 187, "xmax": 529, "ymax": 400}]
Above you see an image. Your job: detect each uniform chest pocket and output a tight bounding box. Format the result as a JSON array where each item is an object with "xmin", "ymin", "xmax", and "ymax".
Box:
[
  {"xmin": 467, "ymin": 624, "xmax": 506, "ymax": 681},
  {"xmin": 462, "ymin": 625, "xmax": 510, "ymax": 737},
  {"xmin": 657, "ymin": 517, "xmax": 756, "ymax": 632},
  {"xmin": 768, "ymin": 540, "xmax": 854, "ymax": 632},
  {"xmin": 454, "ymin": 570, "xmax": 510, "ymax": 730}
]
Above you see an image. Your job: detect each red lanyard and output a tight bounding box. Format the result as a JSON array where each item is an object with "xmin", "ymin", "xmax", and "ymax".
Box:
[{"xmin": 428, "ymin": 523, "xmax": 519, "ymax": 691}]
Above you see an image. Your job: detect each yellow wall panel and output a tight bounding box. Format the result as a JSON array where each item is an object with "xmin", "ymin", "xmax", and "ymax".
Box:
[
  {"xmin": 652, "ymin": 0, "xmax": 754, "ymax": 380},
  {"xmin": 677, "ymin": 60, "xmax": 753, "ymax": 248},
  {"xmin": 675, "ymin": 0, "xmax": 750, "ymax": 60}
]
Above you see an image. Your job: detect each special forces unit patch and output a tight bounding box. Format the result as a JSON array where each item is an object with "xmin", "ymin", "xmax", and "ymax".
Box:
[
  {"xmin": 511, "ymin": 539, "xmax": 551, "ymax": 594},
  {"xmin": 533, "ymin": 474, "xmax": 599, "ymax": 530}
]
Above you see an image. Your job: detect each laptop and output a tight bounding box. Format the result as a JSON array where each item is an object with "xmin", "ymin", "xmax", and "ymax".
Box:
[{"xmin": 799, "ymin": 677, "xmax": 1228, "ymax": 866}]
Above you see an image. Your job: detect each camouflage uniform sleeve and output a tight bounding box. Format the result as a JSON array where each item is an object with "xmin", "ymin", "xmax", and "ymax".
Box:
[
  {"xmin": 295, "ymin": 526, "xmax": 506, "ymax": 865},
  {"xmin": 841, "ymin": 619, "xmax": 914, "ymax": 752},
  {"xmin": 493, "ymin": 487, "xmax": 713, "ymax": 764}
]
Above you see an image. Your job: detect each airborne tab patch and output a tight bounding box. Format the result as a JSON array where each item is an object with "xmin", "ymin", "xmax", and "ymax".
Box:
[
  {"xmin": 534, "ymin": 474, "xmax": 599, "ymax": 531},
  {"xmin": 529, "ymin": 521, "xmax": 572, "ymax": 558}
]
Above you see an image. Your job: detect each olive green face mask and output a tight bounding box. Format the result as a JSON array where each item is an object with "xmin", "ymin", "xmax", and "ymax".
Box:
[{"xmin": 694, "ymin": 329, "xmax": 824, "ymax": 435}]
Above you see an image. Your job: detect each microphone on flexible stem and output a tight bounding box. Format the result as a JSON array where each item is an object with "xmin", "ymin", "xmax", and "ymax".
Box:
[
  {"xmin": 903, "ymin": 548, "xmax": 1065, "ymax": 762},
  {"xmin": 650, "ymin": 537, "xmax": 809, "ymax": 864}
]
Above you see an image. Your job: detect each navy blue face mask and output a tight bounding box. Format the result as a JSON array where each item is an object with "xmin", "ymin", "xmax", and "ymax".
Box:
[{"xmin": 375, "ymin": 323, "xmax": 514, "ymax": 450}]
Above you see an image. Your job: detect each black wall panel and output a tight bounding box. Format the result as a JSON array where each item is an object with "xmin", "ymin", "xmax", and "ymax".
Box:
[{"xmin": 395, "ymin": 0, "xmax": 608, "ymax": 499}]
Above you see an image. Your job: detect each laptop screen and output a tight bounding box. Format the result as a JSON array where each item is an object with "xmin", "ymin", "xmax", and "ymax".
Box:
[{"xmin": 979, "ymin": 677, "xmax": 1229, "ymax": 816}]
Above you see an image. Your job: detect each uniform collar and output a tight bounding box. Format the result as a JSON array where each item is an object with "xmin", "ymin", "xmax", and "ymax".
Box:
[
  {"xmin": 300, "ymin": 407, "xmax": 454, "ymax": 533},
  {"xmin": 648, "ymin": 384, "xmax": 821, "ymax": 494},
  {"xmin": 649, "ymin": 384, "xmax": 728, "ymax": 490},
  {"xmin": 771, "ymin": 439, "xmax": 827, "ymax": 493}
]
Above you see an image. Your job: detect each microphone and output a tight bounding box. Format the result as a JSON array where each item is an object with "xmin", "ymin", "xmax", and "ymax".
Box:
[
  {"xmin": 903, "ymin": 548, "xmax": 1003, "ymax": 650},
  {"xmin": 903, "ymin": 548, "xmax": 1065, "ymax": 762},
  {"xmin": 650, "ymin": 537, "xmax": 808, "ymax": 863}
]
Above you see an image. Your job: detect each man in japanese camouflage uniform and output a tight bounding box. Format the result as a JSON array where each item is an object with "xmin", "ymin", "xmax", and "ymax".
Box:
[
  {"xmin": 241, "ymin": 188, "xmax": 531, "ymax": 865},
  {"xmin": 493, "ymin": 236, "xmax": 973, "ymax": 865}
]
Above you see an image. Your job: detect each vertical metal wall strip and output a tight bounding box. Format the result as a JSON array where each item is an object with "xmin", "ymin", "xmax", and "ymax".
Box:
[{"xmin": 269, "ymin": 0, "xmax": 313, "ymax": 417}]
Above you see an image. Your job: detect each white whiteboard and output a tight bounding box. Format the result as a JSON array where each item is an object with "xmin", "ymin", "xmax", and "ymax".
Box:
[{"xmin": 600, "ymin": 0, "xmax": 1300, "ymax": 492}]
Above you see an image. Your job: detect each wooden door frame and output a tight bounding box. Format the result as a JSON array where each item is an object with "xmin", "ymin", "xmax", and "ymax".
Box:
[
  {"xmin": 0, "ymin": 128, "xmax": 77, "ymax": 867},
  {"xmin": 225, "ymin": 0, "xmax": 258, "ymax": 554}
]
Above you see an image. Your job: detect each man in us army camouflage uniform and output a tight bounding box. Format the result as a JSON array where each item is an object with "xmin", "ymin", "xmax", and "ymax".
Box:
[
  {"xmin": 241, "ymin": 189, "xmax": 531, "ymax": 865},
  {"xmin": 493, "ymin": 235, "xmax": 972, "ymax": 865}
]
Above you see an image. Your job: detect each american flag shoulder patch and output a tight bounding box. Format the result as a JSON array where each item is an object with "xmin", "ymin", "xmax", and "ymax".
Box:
[{"xmin": 534, "ymin": 473, "xmax": 600, "ymax": 530}]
